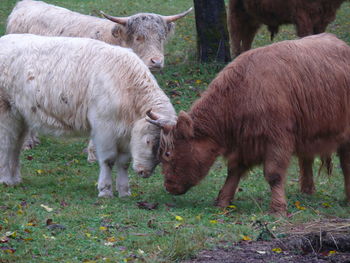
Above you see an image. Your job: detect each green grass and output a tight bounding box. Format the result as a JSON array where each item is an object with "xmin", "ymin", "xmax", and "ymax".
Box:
[{"xmin": 1, "ymin": 0, "xmax": 350, "ymax": 262}]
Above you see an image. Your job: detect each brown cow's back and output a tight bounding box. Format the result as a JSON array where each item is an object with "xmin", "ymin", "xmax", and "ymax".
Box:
[{"xmin": 191, "ymin": 33, "xmax": 350, "ymax": 163}]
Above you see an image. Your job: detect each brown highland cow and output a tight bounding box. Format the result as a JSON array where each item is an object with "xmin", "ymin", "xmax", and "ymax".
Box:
[
  {"xmin": 228, "ymin": 0, "xmax": 346, "ymax": 56},
  {"xmin": 147, "ymin": 33, "xmax": 350, "ymax": 215}
]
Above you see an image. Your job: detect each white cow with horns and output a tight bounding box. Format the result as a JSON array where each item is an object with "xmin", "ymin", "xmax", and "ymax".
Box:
[
  {"xmin": 7, "ymin": 0, "xmax": 192, "ymax": 71},
  {"xmin": 6, "ymin": 0, "xmax": 191, "ymax": 153},
  {"xmin": 0, "ymin": 34, "xmax": 176, "ymax": 198}
]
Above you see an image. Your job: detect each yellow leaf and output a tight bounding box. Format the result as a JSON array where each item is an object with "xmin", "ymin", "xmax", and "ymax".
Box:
[
  {"xmin": 209, "ymin": 220, "xmax": 218, "ymax": 224},
  {"xmin": 227, "ymin": 205, "xmax": 237, "ymax": 209},
  {"xmin": 85, "ymin": 233, "xmax": 92, "ymax": 238},
  {"xmin": 195, "ymin": 215, "xmax": 201, "ymax": 220},
  {"xmin": 195, "ymin": 79, "xmax": 202, "ymax": 84},
  {"xmin": 99, "ymin": 226, "xmax": 107, "ymax": 231},
  {"xmin": 240, "ymin": 235, "xmax": 251, "ymax": 241},
  {"xmin": 175, "ymin": 216, "xmax": 183, "ymax": 221},
  {"xmin": 329, "ymin": 250, "xmax": 337, "ymax": 255},
  {"xmin": 26, "ymin": 222, "xmax": 35, "ymax": 226},
  {"xmin": 106, "ymin": 237, "xmax": 117, "ymax": 243},
  {"xmin": 131, "ymin": 193, "xmax": 138, "ymax": 197},
  {"xmin": 322, "ymin": 202, "xmax": 331, "ymax": 208},
  {"xmin": 272, "ymin": 247, "xmax": 282, "ymax": 253},
  {"xmin": 40, "ymin": 204, "xmax": 53, "ymax": 212},
  {"xmin": 5, "ymin": 231, "xmax": 16, "ymax": 238},
  {"xmin": 17, "ymin": 209, "xmax": 23, "ymax": 215},
  {"xmin": 36, "ymin": 169, "xmax": 44, "ymax": 174}
]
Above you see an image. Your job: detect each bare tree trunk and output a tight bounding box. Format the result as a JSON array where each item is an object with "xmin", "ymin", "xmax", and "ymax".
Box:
[{"xmin": 194, "ymin": 0, "xmax": 231, "ymax": 63}]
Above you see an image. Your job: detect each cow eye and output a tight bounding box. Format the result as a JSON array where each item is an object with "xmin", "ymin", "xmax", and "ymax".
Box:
[
  {"xmin": 165, "ymin": 151, "xmax": 171, "ymax": 157},
  {"xmin": 136, "ymin": 35, "xmax": 145, "ymax": 42},
  {"xmin": 146, "ymin": 139, "xmax": 150, "ymax": 144}
]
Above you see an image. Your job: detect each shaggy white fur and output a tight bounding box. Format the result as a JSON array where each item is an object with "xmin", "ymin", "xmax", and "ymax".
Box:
[{"xmin": 0, "ymin": 34, "xmax": 176, "ymax": 197}]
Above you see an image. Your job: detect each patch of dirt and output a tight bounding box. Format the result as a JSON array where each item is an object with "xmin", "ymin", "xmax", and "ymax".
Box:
[{"xmin": 185, "ymin": 219, "xmax": 350, "ymax": 263}]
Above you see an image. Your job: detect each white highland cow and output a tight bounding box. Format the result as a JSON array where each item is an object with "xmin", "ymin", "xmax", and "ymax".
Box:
[
  {"xmin": 0, "ymin": 34, "xmax": 176, "ymax": 198},
  {"xmin": 6, "ymin": 0, "xmax": 191, "ymax": 153}
]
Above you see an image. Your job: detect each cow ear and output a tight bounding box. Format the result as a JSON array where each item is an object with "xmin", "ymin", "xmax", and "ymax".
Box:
[
  {"xmin": 111, "ymin": 25, "xmax": 125, "ymax": 39},
  {"xmin": 167, "ymin": 22, "xmax": 175, "ymax": 36},
  {"xmin": 176, "ymin": 111, "xmax": 194, "ymax": 138}
]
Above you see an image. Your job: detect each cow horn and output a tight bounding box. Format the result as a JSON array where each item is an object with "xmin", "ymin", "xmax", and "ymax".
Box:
[
  {"xmin": 162, "ymin": 7, "xmax": 193, "ymax": 23},
  {"xmin": 100, "ymin": 11, "xmax": 129, "ymax": 25},
  {"xmin": 146, "ymin": 109, "xmax": 174, "ymax": 134}
]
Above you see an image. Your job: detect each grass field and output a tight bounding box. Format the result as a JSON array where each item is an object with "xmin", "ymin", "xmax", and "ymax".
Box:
[{"xmin": 0, "ymin": 0, "xmax": 350, "ymax": 262}]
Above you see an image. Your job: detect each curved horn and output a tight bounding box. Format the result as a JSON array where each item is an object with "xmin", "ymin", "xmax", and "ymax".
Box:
[
  {"xmin": 100, "ymin": 11, "xmax": 129, "ymax": 25},
  {"xmin": 161, "ymin": 7, "xmax": 193, "ymax": 23},
  {"xmin": 146, "ymin": 109, "xmax": 175, "ymax": 134}
]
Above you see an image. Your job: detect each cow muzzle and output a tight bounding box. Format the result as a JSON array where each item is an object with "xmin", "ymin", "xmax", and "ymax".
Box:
[{"xmin": 148, "ymin": 57, "xmax": 164, "ymax": 71}]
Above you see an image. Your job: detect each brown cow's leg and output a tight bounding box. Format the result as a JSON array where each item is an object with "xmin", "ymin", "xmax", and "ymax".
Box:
[
  {"xmin": 298, "ymin": 156, "xmax": 315, "ymax": 195},
  {"xmin": 295, "ymin": 13, "xmax": 313, "ymax": 37},
  {"xmin": 241, "ymin": 23, "xmax": 260, "ymax": 53},
  {"xmin": 215, "ymin": 163, "xmax": 247, "ymax": 208},
  {"xmin": 338, "ymin": 143, "xmax": 350, "ymax": 202},
  {"xmin": 264, "ymin": 146, "xmax": 291, "ymax": 216},
  {"xmin": 228, "ymin": 0, "xmax": 260, "ymax": 56}
]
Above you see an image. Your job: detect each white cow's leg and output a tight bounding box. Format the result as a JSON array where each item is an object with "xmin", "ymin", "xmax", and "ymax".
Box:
[
  {"xmin": 92, "ymin": 130, "xmax": 118, "ymax": 198},
  {"xmin": 116, "ymin": 153, "xmax": 131, "ymax": 197},
  {"xmin": 22, "ymin": 130, "xmax": 40, "ymax": 150},
  {"xmin": 87, "ymin": 139, "xmax": 97, "ymax": 163},
  {"xmin": 0, "ymin": 106, "xmax": 26, "ymax": 185}
]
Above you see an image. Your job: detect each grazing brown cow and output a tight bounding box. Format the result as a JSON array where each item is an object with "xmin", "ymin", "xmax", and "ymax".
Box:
[
  {"xmin": 147, "ymin": 33, "xmax": 350, "ymax": 215},
  {"xmin": 228, "ymin": 0, "xmax": 346, "ymax": 56}
]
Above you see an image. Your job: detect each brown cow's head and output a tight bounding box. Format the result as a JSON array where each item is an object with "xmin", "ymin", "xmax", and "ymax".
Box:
[
  {"xmin": 147, "ymin": 110, "xmax": 219, "ymax": 195},
  {"xmin": 101, "ymin": 8, "xmax": 192, "ymax": 71}
]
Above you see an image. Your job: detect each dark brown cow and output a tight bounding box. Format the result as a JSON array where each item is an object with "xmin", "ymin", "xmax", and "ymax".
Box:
[
  {"xmin": 228, "ymin": 0, "xmax": 346, "ymax": 56},
  {"xmin": 147, "ymin": 33, "xmax": 350, "ymax": 215}
]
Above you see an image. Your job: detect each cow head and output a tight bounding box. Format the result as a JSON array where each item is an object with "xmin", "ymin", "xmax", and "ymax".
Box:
[
  {"xmin": 146, "ymin": 110, "xmax": 218, "ymax": 195},
  {"xmin": 130, "ymin": 111, "xmax": 175, "ymax": 178},
  {"xmin": 101, "ymin": 8, "xmax": 192, "ymax": 71}
]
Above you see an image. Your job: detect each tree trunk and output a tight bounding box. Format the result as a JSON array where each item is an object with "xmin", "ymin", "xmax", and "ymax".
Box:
[{"xmin": 194, "ymin": 0, "xmax": 231, "ymax": 63}]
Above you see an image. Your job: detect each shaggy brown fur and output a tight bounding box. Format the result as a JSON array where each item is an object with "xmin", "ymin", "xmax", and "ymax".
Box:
[
  {"xmin": 228, "ymin": 0, "xmax": 346, "ymax": 56},
  {"xmin": 153, "ymin": 33, "xmax": 350, "ymax": 215}
]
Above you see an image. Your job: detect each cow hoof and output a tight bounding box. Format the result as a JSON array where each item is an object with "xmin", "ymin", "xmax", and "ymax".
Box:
[
  {"xmin": 98, "ymin": 189, "xmax": 113, "ymax": 198},
  {"xmin": 0, "ymin": 177, "xmax": 21, "ymax": 186},
  {"xmin": 214, "ymin": 199, "xmax": 231, "ymax": 208},
  {"xmin": 87, "ymin": 150, "xmax": 97, "ymax": 163},
  {"xmin": 301, "ymin": 186, "xmax": 315, "ymax": 195},
  {"xmin": 118, "ymin": 190, "xmax": 131, "ymax": 198}
]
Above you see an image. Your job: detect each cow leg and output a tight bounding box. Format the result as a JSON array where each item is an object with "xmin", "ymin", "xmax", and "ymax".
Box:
[
  {"xmin": 241, "ymin": 23, "xmax": 260, "ymax": 53},
  {"xmin": 264, "ymin": 146, "xmax": 291, "ymax": 216},
  {"xmin": 0, "ymin": 106, "xmax": 26, "ymax": 185},
  {"xmin": 115, "ymin": 152, "xmax": 131, "ymax": 197},
  {"xmin": 338, "ymin": 143, "xmax": 350, "ymax": 202},
  {"xmin": 298, "ymin": 156, "xmax": 315, "ymax": 195},
  {"xmin": 295, "ymin": 12, "xmax": 313, "ymax": 37},
  {"xmin": 22, "ymin": 130, "xmax": 40, "ymax": 150},
  {"xmin": 228, "ymin": 0, "xmax": 260, "ymax": 56},
  {"xmin": 87, "ymin": 139, "xmax": 97, "ymax": 163},
  {"xmin": 215, "ymin": 161, "xmax": 247, "ymax": 208},
  {"xmin": 92, "ymin": 131, "xmax": 118, "ymax": 198}
]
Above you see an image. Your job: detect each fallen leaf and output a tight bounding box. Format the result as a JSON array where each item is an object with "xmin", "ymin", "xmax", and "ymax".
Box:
[
  {"xmin": 209, "ymin": 220, "xmax": 218, "ymax": 224},
  {"xmin": 99, "ymin": 226, "xmax": 108, "ymax": 231},
  {"xmin": 272, "ymin": 247, "xmax": 282, "ymax": 253},
  {"xmin": 136, "ymin": 201, "xmax": 159, "ymax": 210},
  {"xmin": 240, "ymin": 235, "xmax": 251, "ymax": 241},
  {"xmin": 0, "ymin": 236, "xmax": 9, "ymax": 243},
  {"xmin": 5, "ymin": 232, "xmax": 16, "ymax": 238},
  {"xmin": 40, "ymin": 204, "xmax": 53, "ymax": 212},
  {"xmin": 175, "ymin": 216, "xmax": 183, "ymax": 221},
  {"xmin": 1, "ymin": 247, "xmax": 16, "ymax": 254}
]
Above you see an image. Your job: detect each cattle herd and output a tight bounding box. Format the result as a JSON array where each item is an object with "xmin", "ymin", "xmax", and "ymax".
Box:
[{"xmin": 0, "ymin": 0, "xmax": 349, "ymax": 216}]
